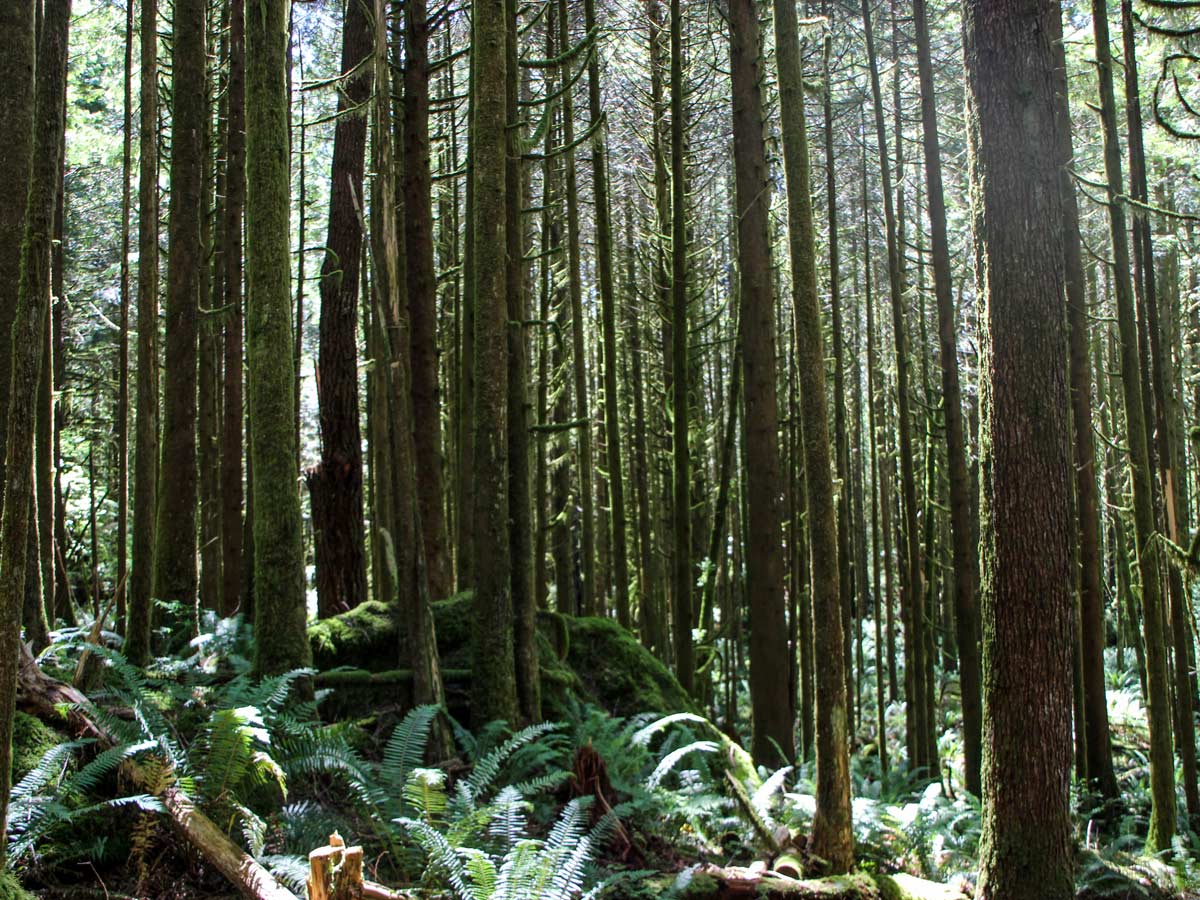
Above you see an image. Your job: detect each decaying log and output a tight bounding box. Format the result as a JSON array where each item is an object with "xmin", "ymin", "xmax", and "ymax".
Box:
[
  {"xmin": 314, "ymin": 666, "xmax": 471, "ymax": 687},
  {"xmin": 15, "ymin": 642, "xmax": 301, "ymax": 900},
  {"xmin": 672, "ymin": 865, "xmax": 970, "ymax": 900}
]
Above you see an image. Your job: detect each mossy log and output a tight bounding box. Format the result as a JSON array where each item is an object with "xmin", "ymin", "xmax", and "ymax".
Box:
[
  {"xmin": 665, "ymin": 867, "xmax": 968, "ymax": 900},
  {"xmin": 308, "ymin": 594, "xmax": 695, "ymax": 718},
  {"xmin": 14, "ymin": 642, "xmax": 301, "ymax": 900}
]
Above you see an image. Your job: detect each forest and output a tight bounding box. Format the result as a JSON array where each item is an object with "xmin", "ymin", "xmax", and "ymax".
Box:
[{"xmin": 0, "ymin": 0, "xmax": 1198, "ymax": 896}]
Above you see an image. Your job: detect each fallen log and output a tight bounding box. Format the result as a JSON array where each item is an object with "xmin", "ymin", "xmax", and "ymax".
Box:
[
  {"xmin": 667, "ymin": 865, "xmax": 970, "ymax": 900},
  {"xmin": 314, "ymin": 666, "xmax": 471, "ymax": 687},
  {"xmin": 15, "ymin": 642, "xmax": 301, "ymax": 900}
]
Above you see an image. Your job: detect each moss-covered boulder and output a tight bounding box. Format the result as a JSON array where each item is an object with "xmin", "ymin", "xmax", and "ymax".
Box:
[{"xmin": 308, "ymin": 594, "xmax": 693, "ymax": 720}]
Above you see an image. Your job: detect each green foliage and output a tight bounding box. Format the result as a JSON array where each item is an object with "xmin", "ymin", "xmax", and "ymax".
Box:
[
  {"xmin": 0, "ymin": 872, "xmax": 35, "ymax": 900},
  {"xmin": 6, "ymin": 644, "xmax": 311, "ymax": 874},
  {"xmin": 399, "ymin": 796, "xmax": 614, "ymax": 900}
]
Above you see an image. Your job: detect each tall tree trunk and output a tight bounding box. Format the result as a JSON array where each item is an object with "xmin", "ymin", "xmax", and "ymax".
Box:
[
  {"xmin": 964, "ymin": 0, "xmax": 1075, "ymax": 892},
  {"xmin": 912, "ymin": 0, "xmax": 980, "ymax": 796},
  {"xmin": 1050, "ymin": 11, "xmax": 1118, "ymax": 802},
  {"xmin": 199, "ymin": 15, "xmax": 224, "ymax": 615},
  {"xmin": 860, "ymin": 0, "xmax": 927, "ymax": 774},
  {"xmin": 862, "ymin": 143, "xmax": 888, "ymax": 773},
  {"xmin": 155, "ymin": 0, "xmax": 207, "ymax": 630},
  {"xmin": 404, "ymin": 0, "xmax": 453, "ymax": 603},
  {"xmin": 818, "ymin": 1, "xmax": 854, "ymax": 743},
  {"xmin": 1089, "ymin": 0, "xmax": 1176, "ymax": 850},
  {"xmin": 116, "ymin": 0, "xmax": 134, "ymax": 630},
  {"xmin": 310, "ymin": 0, "xmax": 372, "ymax": 618},
  {"xmin": 0, "ymin": 0, "xmax": 69, "ymax": 855},
  {"xmin": 246, "ymin": 0, "xmax": 312, "ymax": 677},
  {"xmin": 372, "ymin": 0, "xmax": 449, "ymax": 747},
  {"xmin": 470, "ymin": 0, "xmax": 519, "ymax": 725},
  {"xmin": 128, "ymin": 0, "xmax": 161, "ymax": 662},
  {"xmin": 0, "ymin": 0, "xmax": 36, "ymax": 516},
  {"xmin": 556, "ymin": 0, "xmax": 596, "ymax": 618},
  {"xmin": 506, "ymin": 0, "xmax": 539, "ymax": 724},
  {"xmin": 583, "ymin": 0, "xmax": 631, "ymax": 629},
  {"xmin": 221, "ymin": 0, "xmax": 245, "ymax": 619},
  {"xmin": 730, "ymin": 0, "xmax": 791, "ymax": 768},
  {"xmin": 771, "ymin": 0, "xmax": 851, "ymax": 870},
  {"xmin": 669, "ymin": 0, "xmax": 694, "ymax": 694}
]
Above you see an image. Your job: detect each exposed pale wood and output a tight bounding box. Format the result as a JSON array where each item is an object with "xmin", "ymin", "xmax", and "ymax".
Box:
[{"xmin": 16, "ymin": 642, "xmax": 301, "ymax": 900}]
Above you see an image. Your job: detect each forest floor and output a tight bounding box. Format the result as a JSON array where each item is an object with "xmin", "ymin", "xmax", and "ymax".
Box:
[{"xmin": 6, "ymin": 606, "xmax": 1200, "ymax": 900}]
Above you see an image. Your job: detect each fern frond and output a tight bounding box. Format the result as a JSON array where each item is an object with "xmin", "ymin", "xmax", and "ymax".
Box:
[
  {"xmin": 466, "ymin": 722, "xmax": 560, "ymax": 804},
  {"xmin": 398, "ymin": 817, "xmax": 473, "ymax": 899},
  {"xmin": 646, "ymin": 740, "xmax": 718, "ymax": 789},
  {"xmin": 381, "ymin": 704, "xmax": 442, "ymax": 792},
  {"xmin": 486, "ymin": 786, "xmax": 530, "ymax": 849}
]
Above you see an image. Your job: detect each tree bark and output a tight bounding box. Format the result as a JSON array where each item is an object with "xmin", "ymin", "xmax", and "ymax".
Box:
[
  {"xmin": 0, "ymin": 0, "xmax": 69, "ymax": 855},
  {"xmin": 246, "ymin": 0, "xmax": 312, "ymax": 677},
  {"xmin": 404, "ymin": 0, "xmax": 453, "ymax": 603},
  {"xmin": 1089, "ymin": 0, "xmax": 1177, "ymax": 851},
  {"xmin": 771, "ymin": 0, "xmax": 851, "ymax": 871},
  {"xmin": 669, "ymin": 0, "xmax": 694, "ymax": 695},
  {"xmin": 221, "ymin": 0, "xmax": 246, "ymax": 619},
  {"xmin": 911, "ymin": 0, "xmax": 981, "ymax": 797},
  {"xmin": 310, "ymin": 0, "xmax": 372, "ymax": 619},
  {"xmin": 128, "ymin": 0, "xmax": 161, "ymax": 662},
  {"xmin": 964, "ymin": 0, "xmax": 1076, "ymax": 892},
  {"xmin": 155, "ymin": 0, "xmax": 207, "ymax": 628},
  {"xmin": 729, "ymin": 0, "xmax": 791, "ymax": 769},
  {"xmin": 470, "ymin": 0, "xmax": 519, "ymax": 725}
]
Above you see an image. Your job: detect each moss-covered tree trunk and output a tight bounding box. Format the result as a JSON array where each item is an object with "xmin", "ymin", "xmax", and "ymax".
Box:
[
  {"xmin": 1118, "ymin": 0, "xmax": 1200, "ymax": 822},
  {"xmin": 669, "ymin": 0, "xmax": 694, "ymax": 695},
  {"xmin": 1088, "ymin": 0, "xmax": 1177, "ymax": 851},
  {"xmin": 912, "ymin": 0, "xmax": 981, "ymax": 797},
  {"xmin": 245, "ymin": 0, "xmax": 311, "ymax": 676},
  {"xmin": 726, "ymin": 0, "xmax": 789, "ymax": 769},
  {"xmin": 199, "ymin": 18, "xmax": 224, "ymax": 615},
  {"xmin": 221, "ymin": 0, "xmax": 245, "ymax": 619},
  {"xmin": 859, "ymin": 0, "xmax": 927, "ymax": 775},
  {"xmin": 817, "ymin": 1, "xmax": 855, "ymax": 744},
  {"xmin": 504, "ymin": 0, "xmax": 539, "ymax": 724},
  {"xmin": 582, "ymin": 0, "xmax": 631, "ymax": 630},
  {"xmin": 127, "ymin": 0, "xmax": 161, "ymax": 662},
  {"xmin": 555, "ymin": 0, "xmax": 596, "ymax": 619},
  {"xmin": 154, "ymin": 0, "xmax": 206, "ymax": 629},
  {"xmin": 1049, "ymin": 13, "xmax": 1118, "ymax": 803},
  {"xmin": 369, "ymin": 0, "xmax": 449, "ymax": 744},
  {"xmin": 0, "ymin": 0, "xmax": 69, "ymax": 856},
  {"xmin": 310, "ymin": 0, "xmax": 371, "ymax": 619},
  {"xmin": 470, "ymin": 0, "xmax": 518, "ymax": 726},
  {"xmin": 115, "ymin": 0, "xmax": 134, "ymax": 631},
  {"xmin": 771, "ymin": 0, "xmax": 852, "ymax": 871},
  {"xmin": 964, "ymin": 0, "xmax": 1075, "ymax": 893},
  {"xmin": 404, "ymin": 0, "xmax": 453, "ymax": 604},
  {"xmin": 0, "ymin": 0, "xmax": 36, "ymax": 519}
]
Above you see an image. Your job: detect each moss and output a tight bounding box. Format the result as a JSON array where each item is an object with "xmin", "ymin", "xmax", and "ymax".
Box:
[
  {"xmin": 309, "ymin": 595, "xmax": 694, "ymax": 721},
  {"xmin": 0, "ymin": 872, "xmax": 35, "ymax": 900},
  {"xmin": 565, "ymin": 616, "xmax": 696, "ymax": 717},
  {"xmin": 310, "ymin": 600, "xmax": 398, "ymax": 670},
  {"xmin": 11, "ymin": 710, "xmax": 64, "ymax": 781}
]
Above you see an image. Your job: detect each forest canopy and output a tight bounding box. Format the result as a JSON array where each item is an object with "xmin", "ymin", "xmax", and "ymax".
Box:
[{"xmin": 0, "ymin": 0, "xmax": 1199, "ymax": 897}]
